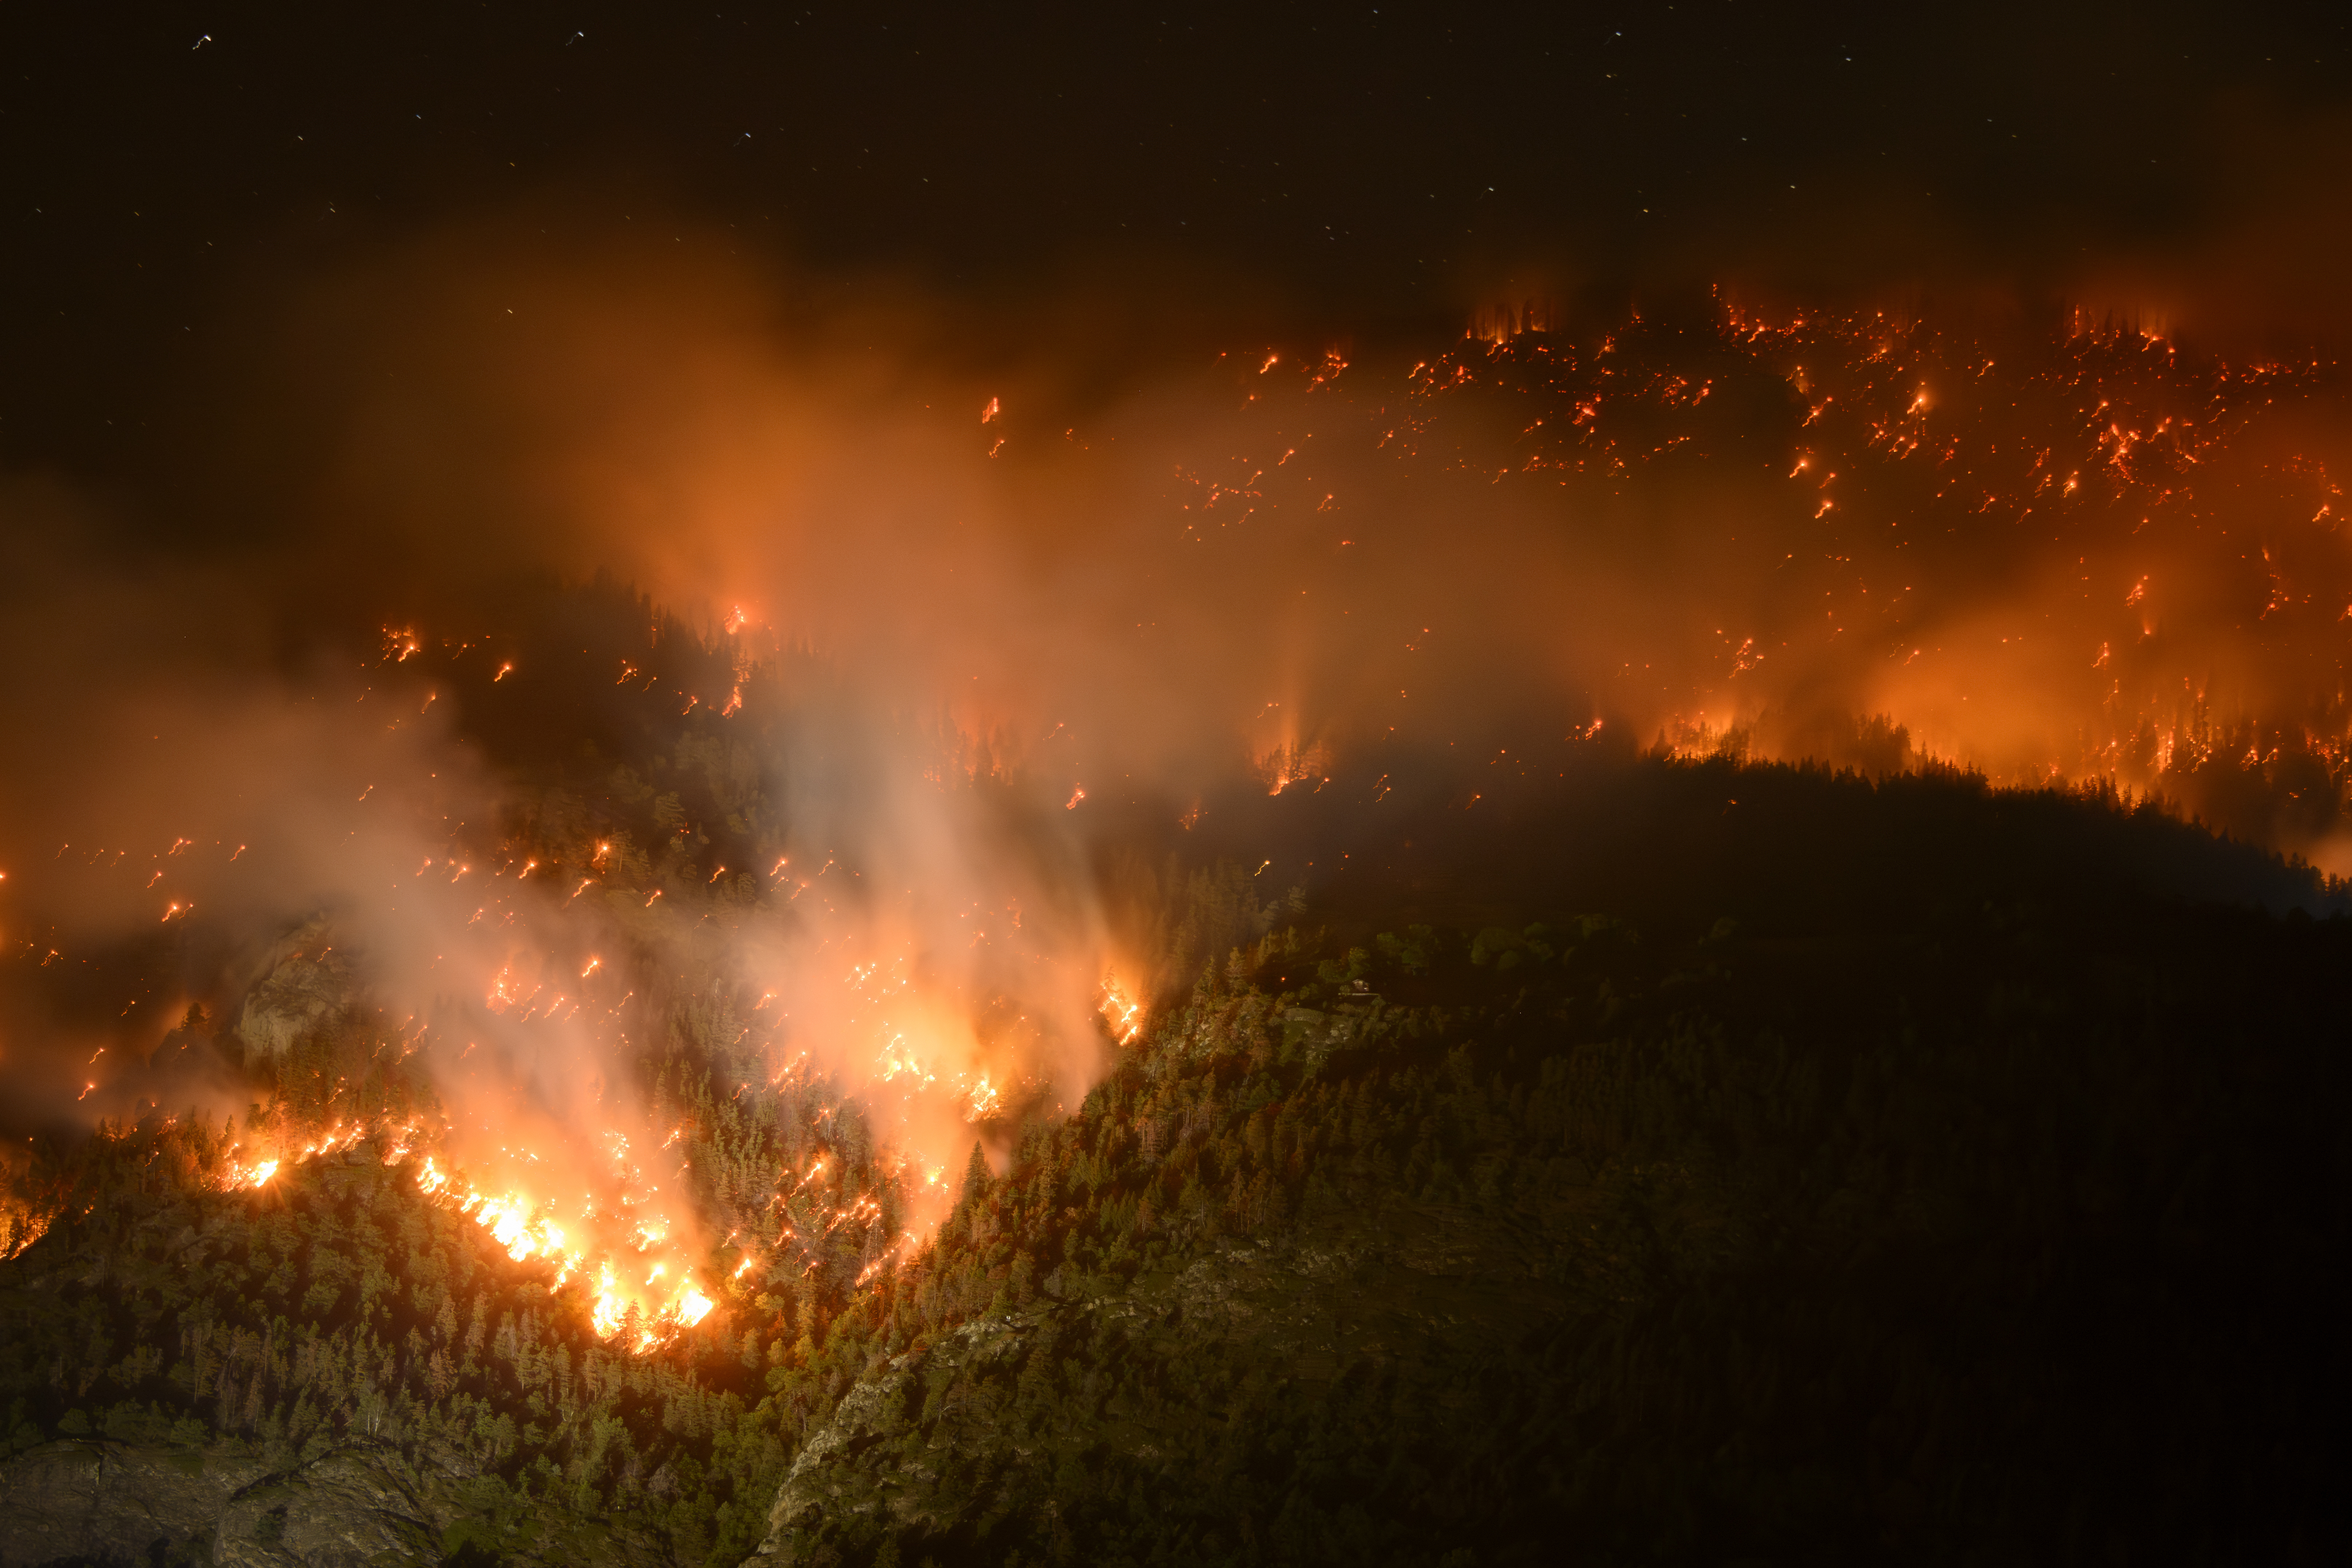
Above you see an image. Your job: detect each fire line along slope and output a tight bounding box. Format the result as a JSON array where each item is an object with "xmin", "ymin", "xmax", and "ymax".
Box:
[{"xmin": 0, "ymin": 597, "xmax": 2345, "ymax": 1564}]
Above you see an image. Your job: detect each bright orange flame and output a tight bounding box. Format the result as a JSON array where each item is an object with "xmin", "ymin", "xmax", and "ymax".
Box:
[
  {"xmin": 216, "ymin": 1118, "xmax": 714, "ymax": 1351},
  {"xmin": 1098, "ymin": 977, "xmax": 1146, "ymax": 1045}
]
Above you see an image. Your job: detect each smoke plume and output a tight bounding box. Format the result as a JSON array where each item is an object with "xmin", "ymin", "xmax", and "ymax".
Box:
[{"xmin": 6, "ymin": 212, "xmax": 2351, "ymax": 1326}]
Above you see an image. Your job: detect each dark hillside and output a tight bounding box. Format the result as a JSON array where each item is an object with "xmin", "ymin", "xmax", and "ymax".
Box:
[
  {"xmin": 767, "ymin": 866, "xmax": 2352, "ymax": 1564},
  {"xmin": 2, "ymin": 757, "xmax": 2346, "ymax": 1565}
]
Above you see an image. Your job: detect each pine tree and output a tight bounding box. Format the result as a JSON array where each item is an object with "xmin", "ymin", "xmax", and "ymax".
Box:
[{"xmin": 957, "ymin": 1143, "xmax": 991, "ymax": 1215}]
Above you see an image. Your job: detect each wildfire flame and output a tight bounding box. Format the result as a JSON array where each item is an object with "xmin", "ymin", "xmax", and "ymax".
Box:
[
  {"xmin": 1099, "ymin": 977, "xmax": 1146, "ymax": 1045},
  {"xmin": 217, "ymin": 1119, "xmax": 715, "ymax": 1350}
]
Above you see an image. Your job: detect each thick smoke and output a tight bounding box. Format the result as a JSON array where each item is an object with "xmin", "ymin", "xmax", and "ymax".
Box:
[
  {"xmin": 6, "ymin": 213, "xmax": 2352, "ymax": 1306},
  {"xmin": 228, "ymin": 226, "xmax": 2352, "ymax": 838},
  {"xmin": 0, "ymin": 497, "xmax": 728, "ymax": 1320}
]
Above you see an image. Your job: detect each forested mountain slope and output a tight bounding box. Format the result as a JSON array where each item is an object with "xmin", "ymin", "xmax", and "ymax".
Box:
[
  {"xmin": 759, "ymin": 896, "xmax": 2351, "ymax": 1565},
  {"xmin": 1, "ymin": 755, "xmax": 2345, "ymax": 1567}
]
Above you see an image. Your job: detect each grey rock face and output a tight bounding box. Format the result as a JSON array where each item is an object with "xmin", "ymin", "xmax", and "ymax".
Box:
[
  {"xmin": 0, "ymin": 1439, "xmax": 265, "ymax": 1567},
  {"xmin": 236, "ymin": 923, "xmax": 351, "ymax": 1064},
  {"xmin": 210, "ymin": 1447, "xmax": 440, "ymax": 1568},
  {"xmin": 0, "ymin": 1437, "xmax": 661, "ymax": 1568}
]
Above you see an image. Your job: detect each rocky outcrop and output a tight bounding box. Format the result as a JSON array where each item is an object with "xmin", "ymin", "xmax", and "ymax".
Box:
[
  {"xmin": 208, "ymin": 1446, "xmax": 440, "ymax": 1568},
  {"xmin": 0, "ymin": 1436, "xmax": 656, "ymax": 1567},
  {"xmin": 0, "ymin": 1439, "xmax": 265, "ymax": 1567},
  {"xmin": 235, "ymin": 922, "xmax": 351, "ymax": 1064}
]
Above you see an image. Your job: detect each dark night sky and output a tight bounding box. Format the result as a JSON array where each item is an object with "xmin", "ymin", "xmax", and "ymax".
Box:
[{"xmin": 3, "ymin": 3, "xmax": 2349, "ymax": 481}]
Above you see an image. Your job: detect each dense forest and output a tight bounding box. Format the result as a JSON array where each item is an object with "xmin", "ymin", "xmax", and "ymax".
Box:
[
  {"xmin": 2, "ymin": 589, "xmax": 2347, "ymax": 1566},
  {"xmin": 772, "ymin": 896, "xmax": 2351, "ymax": 1563}
]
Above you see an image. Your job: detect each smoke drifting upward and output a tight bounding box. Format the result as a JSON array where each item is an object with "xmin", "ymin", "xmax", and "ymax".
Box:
[
  {"xmin": 6, "ymin": 219, "xmax": 2352, "ymax": 1337},
  {"xmin": 238, "ymin": 228, "xmax": 2352, "ymax": 842}
]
